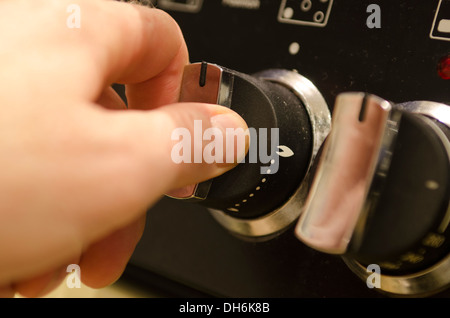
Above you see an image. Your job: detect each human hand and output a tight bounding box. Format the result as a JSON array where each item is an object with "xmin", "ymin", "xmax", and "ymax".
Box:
[{"xmin": 0, "ymin": 0, "xmax": 248, "ymax": 297}]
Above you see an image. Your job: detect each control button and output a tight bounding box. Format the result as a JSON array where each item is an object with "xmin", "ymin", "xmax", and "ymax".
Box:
[
  {"xmin": 278, "ymin": 0, "xmax": 334, "ymax": 27},
  {"xmin": 157, "ymin": 0, "xmax": 204, "ymax": 13}
]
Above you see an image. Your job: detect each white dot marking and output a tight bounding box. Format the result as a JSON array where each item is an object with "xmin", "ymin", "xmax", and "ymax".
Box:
[
  {"xmin": 289, "ymin": 42, "xmax": 300, "ymax": 55},
  {"xmin": 425, "ymin": 180, "xmax": 440, "ymax": 190},
  {"xmin": 283, "ymin": 7, "xmax": 294, "ymax": 19}
]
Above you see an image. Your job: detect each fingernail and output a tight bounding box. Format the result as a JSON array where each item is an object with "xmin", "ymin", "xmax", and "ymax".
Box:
[
  {"xmin": 166, "ymin": 184, "xmax": 197, "ymax": 199},
  {"xmin": 166, "ymin": 112, "xmax": 248, "ymax": 199},
  {"xmin": 210, "ymin": 112, "xmax": 249, "ymax": 165}
]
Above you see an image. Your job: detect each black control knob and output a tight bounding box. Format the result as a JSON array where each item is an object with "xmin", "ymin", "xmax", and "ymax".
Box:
[
  {"xmin": 296, "ymin": 93, "xmax": 450, "ymax": 296},
  {"xmin": 168, "ymin": 62, "xmax": 331, "ymax": 237}
]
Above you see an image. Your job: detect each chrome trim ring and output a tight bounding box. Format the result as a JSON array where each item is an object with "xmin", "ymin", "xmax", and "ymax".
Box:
[
  {"xmin": 209, "ymin": 69, "xmax": 331, "ymax": 237},
  {"xmin": 396, "ymin": 101, "xmax": 450, "ymax": 128},
  {"xmin": 343, "ymin": 255, "xmax": 450, "ymax": 297}
]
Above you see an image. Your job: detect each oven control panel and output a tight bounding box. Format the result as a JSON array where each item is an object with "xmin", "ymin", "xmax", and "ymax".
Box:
[{"xmin": 125, "ymin": 0, "xmax": 450, "ymax": 297}]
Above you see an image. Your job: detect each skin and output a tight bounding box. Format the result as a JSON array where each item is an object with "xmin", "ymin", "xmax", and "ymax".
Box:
[{"xmin": 0, "ymin": 0, "xmax": 248, "ymax": 297}]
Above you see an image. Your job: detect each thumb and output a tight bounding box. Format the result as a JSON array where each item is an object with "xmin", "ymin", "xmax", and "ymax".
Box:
[
  {"xmin": 96, "ymin": 101, "xmax": 249, "ymax": 211},
  {"xmin": 142, "ymin": 102, "xmax": 250, "ymax": 192},
  {"xmin": 63, "ymin": 101, "xmax": 249, "ymax": 248}
]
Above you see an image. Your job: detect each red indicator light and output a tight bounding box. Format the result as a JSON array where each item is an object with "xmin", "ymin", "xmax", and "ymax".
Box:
[{"xmin": 438, "ymin": 55, "xmax": 450, "ymax": 80}]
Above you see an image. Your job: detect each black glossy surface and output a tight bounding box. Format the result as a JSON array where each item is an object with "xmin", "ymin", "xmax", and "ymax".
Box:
[{"xmin": 199, "ymin": 71, "xmax": 313, "ymax": 219}]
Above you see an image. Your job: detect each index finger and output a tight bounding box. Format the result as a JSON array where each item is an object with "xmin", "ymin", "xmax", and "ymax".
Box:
[{"xmin": 78, "ymin": 1, "xmax": 189, "ymax": 108}]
